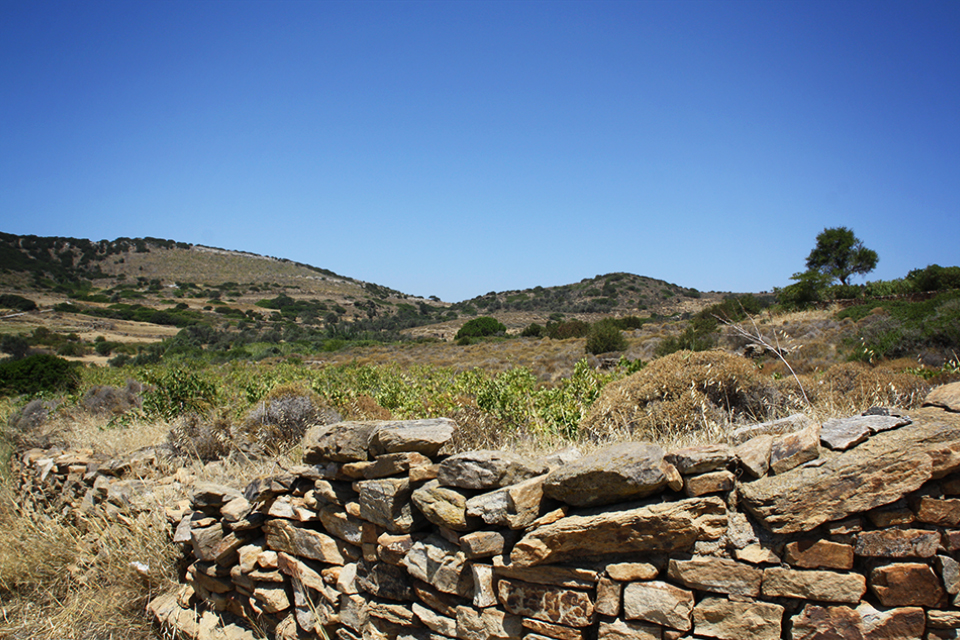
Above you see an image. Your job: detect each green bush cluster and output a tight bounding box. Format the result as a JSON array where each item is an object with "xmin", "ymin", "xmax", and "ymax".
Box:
[
  {"xmin": 656, "ymin": 295, "xmax": 767, "ymax": 357},
  {"xmin": 585, "ymin": 319, "xmax": 627, "ymax": 355},
  {"xmin": 455, "ymin": 317, "xmax": 506, "ymax": 343},
  {"xmin": 0, "ymin": 354, "xmax": 80, "ymax": 396}
]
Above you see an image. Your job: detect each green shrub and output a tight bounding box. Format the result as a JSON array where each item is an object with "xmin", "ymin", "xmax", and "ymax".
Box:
[
  {"xmin": 0, "ymin": 334, "xmax": 30, "ymax": 360},
  {"xmin": 585, "ymin": 320, "xmax": 627, "ymax": 355},
  {"xmin": 906, "ymin": 264, "xmax": 960, "ymax": 292},
  {"xmin": 776, "ymin": 270, "xmax": 832, "ymax": 309},
  {"xmin": 545, "ymin": 319, "xmax": 590, "ymax": 339},
  {"xmin": 142, "ymin": 368, "xmax": 218, "ymax": 419},
  {"xmin": 0, "ymin": 294, "xmax": 37, "ymax": 312},
  {"xmin": 0, "ymin": 354, "xmax": 80, "ymax": 396},
  {"xmin": 520, "ymin": 323, "xmax": 544, "ymax": 338},
  {"xmin": 456, "ymin": 316, "xmax": 506, "ymax": 340}
]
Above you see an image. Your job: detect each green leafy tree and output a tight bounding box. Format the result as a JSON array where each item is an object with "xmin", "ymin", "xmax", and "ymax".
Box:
[
  {"xmin": 456, "ymin": 316, "xmax": 506, "ymax": 340},
  {"xmin": 585, "ymin": 320, "xmax": 627, "ymax": 355},
  {"xmin": 805, "ymin": 227, "xmax": 878, "ymax": 286}
]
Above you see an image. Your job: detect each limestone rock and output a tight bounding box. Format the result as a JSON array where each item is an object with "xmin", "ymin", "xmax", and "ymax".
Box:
[
  {"xmin": 858, "ymin": 602, "xmax": 926, "ymax": 639},
  {"xmin": 734, "ymin": 434, "xmax": 773, "ymax": 478},
  {"xmin": 263, "ymin": 518, "xmax": 355, "ymax": 565},
  {"xmin": 542, "ymin": 442, "xmax": 668, "ymax": 508},
  {"xmin": 438, "ymin": 450, "xmax": 547, "ymax": 490},
  {"xmin": 497, "ymin": 578, "xmax": 594, "ymax": 628},
  {"xmin": 728, "ymin": 413, "xmax": 814, "ymax": 445},
  {"xmin": 368, "ymin": 418, "xmax": 457, "ymax": 457},
  {"xmin": 740, "ymin": 406, "xmax": 960, "ymax": 534},
  {"xmin": 915, "ymin": 496, "xmax": 960, "ymax": 526},
  {"xmin": 595, "ymin": 577, "xmax": 622, "ymax": 618},
  {"xmin": 356, "ymin": 477, "xmax": 425, "ymax": 534},
  {"xmin": 402, "ymin": 534, "xmax": 473, "ymax": 596},
  {"xmin": 410, "ymin": 479, "xmax": 478, "ymax": 532},
  {"xmin": 925, "ymin": 381, "xmax": 960, "ymax": 412},
  {"xmin": 665, "ymin": 444, "xmax": 734, "ymax": 475},
  {"xmin": 460, "ymin": 530, "xmax": 509, "ymax": 559},
  {"xmin": 597, "ymin": 618, "xmax": 661, "ymax": 640},
  {"xmin": 854, "ymin": 528, "xmax": 940, "ymax": 558},
  {"xmin": 789, "ymin": 604, "xmax": 863, "ymax": 640},
  {"xmin": 622, "ymin": 581, "xmax": 693, "ymax": 631},
  {"xmin": 466, "ymin": 475, "xmax": 546, "ymax": 529},
  {"xmin": 319, "ymin": 505, "xmax": 364, "ymax": 545},
  {"xmin": 492, "ymin": 556, "xmax": 597, "ymax": 588},
  {"xmin": 191, "ymin": 482, "xmax": 244, "ymax": 509},
  {"xmin": 784, "ymin": 539, "xmax": 854, "ymax": 570},
  {"xmin": 303, "ymin": 421, "xmax": 379, "ymax": 463},
  {"xmin": 761, "ymin": 567, "xmax": 866, "ymax": 604},
  {"xmin": 522, "ymin": 617, "xmax": 586, "ymax": 640},
  {"xmin": 692, "ymin": 597, "xmax": 784, "ymax": 640},
  {"xmin": 666, "ymin": 557, "xmax": 762, "ymax": 597},
  {"xmin": 412, "ymin": 602, "xmax": 457, "ymax": 637},
  {"xmin": 869, "ymin": 562, "xmax": 945, "ymax": 607},
  {"xmin": 510, "ymin": 496, "xmax": 726, "ymax": 567},
  {"xmin": 821, "ymin": 415, "xmax": 911, "ymax": 451},
  {"xmin": 605, "ymin": 562, "xmax": 659, "ymax": 582},
  {"xmin": 455, "ymin": 605, "xmax": 523, "ymax": 640},
  {"xmin": 769, "ymin": 423, "xmax": 820, "ymax": 474},
  {"xmin": 683, "ymin": 470, "xmax": 735, "ymax": 497},
  {"xmin": 363, "ymin": 452, "xmax": 433, "ymax": 479}
]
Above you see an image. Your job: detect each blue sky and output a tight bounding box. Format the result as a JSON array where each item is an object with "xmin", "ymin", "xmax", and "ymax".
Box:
[{"xmin": 2, "ymin": 0, "xmax": 958, "ymax": 302}]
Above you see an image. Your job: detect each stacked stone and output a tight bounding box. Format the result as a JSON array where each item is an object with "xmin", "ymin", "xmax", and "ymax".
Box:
[
  {"xmin": 13, "ymin": 445, "xmax": 172, "ymax": 521},
  {"xmin": 152, "ymin": 382, "xmax": 960, "ymax": 640}
]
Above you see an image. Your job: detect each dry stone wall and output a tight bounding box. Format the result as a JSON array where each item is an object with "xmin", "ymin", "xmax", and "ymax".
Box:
[{"xmin": 16, "ymin": 384, "xmax": 960, "ymax": 640}]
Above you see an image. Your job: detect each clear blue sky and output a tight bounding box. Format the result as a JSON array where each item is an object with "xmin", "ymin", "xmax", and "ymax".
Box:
[{"xmin": 2, "ymin": 0, "xmax": 958, "ymax": 302}]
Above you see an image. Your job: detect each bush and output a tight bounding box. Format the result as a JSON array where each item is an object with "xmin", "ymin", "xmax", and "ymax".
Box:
[
  {"xmin": 585, "ymin": 320, "xmax": 627, "ymax": 355},
  {"xmin": 81, "ymin": 380, "xmax": 142, "ymax": 416},
  {"xmin": 906, "ymin": 264, "xmax": 960, "ymax": 292},
  {"xmin": 776, "ymin": 270, "xmax": 832, "ymax": 310},
  {"xmin": 521, "ymin": 323, "xmax": 544, "ymax": 338},
  {"xmin": 581, "ymin": 350, "xmax": 779, "ymax": 443},
  {"xmin": 142, "ymin": 368, "xmax": 218, "ymax": 420},
  {"xmin": 242, "ymin": 383, "xmax": 340, "ymax": 451},
  {"xmin": 0, "ymin": 294, "xmax": 37, "ymax": 312},
  {"xmin": 456, "ymin": 317, "xmax": 506, "ymax": 340},
  {"xmin": 0, "ymin": 354, "xmax": 80, "ymax": 396},
  {"xmin": 545, "ymin": 319, "xmax": 590, "ymax": 340},
  {"xmin": 0, "ymin": 334, "xmax": 30, "ymax": 360}
]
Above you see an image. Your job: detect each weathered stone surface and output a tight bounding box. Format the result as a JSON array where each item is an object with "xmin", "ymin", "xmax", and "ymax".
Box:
[
  {"xmin": 855, "ymin": 528, "xmax": 940, "ymax": 558},
  {"xmin": 357, "ymin": 477, "xmax": 425, "ymax": 533},
  {"xmin": 252, "ymin": 584, "xmax": 290, "ymax": 614},
  {"xmin": 820, "ymin": 418, "xmax": 873, "ymax": 451},
  {"xmin": 191, "ymin": 482, "xmax": 244, "ymax": 509},
  {"xmin": 915, "ymin": 496, "xmax": 960, "ymax": 526},
  {"xmin": 377, "ymin": 532, "xmax": 420, "ymax": 565},
  {"xmin": 622, "ymin": 581, "xmax": 693, "ymax": 631},
  {"xmin": 740, "ymin": 406, "xmax": 960, "ymax": 534},
  {"xmin": 264, "ymin": 518, "xmax": 354, "ymax": 565},
  {"xmin": 597, "ymin": 618, "xmax": 661, "ymax": 640},
  {"xmin": 789, "ymin": 604, "xmax": 863, "ymax": 640},
  {"xmin": 367, "ymin": 600, "xmax": 417, "ymax": 627},
  {"xmin": 761, "ymin": 567, "xmax": 866, "ymax": 603},
  {"xmin": 683, "ymin": 469, "xmax": 735, "ymax": 497},
  {"xmin": 220, "ymin": 496, "xmax": 253, "ymax": 522},
  {"xmin": 411, "ymin": 602, "xmax": 457, "ymax": 637},
  {"xmin": 492, "ymin": 556, "xmax": 597, "ymax": 588},
  {"xmin": 595, "ymin": 577, "xmax": 622, "ymax": 618},
  {"xmin": 542, "ymin": 443, "xmax": 668, "ymax": 508},
  {"xmin": 368, "ymin": 418, "xmax": 457, "ymax": 457},
  {"xmin": 411, "ymin": 480, "xmax": 479, "ymax": 532},
  {"xmin": 769, "ymin": 423, "xmax": 820, "ymax": 474},
  {"xmin": 402, "ymin": 534, "xmax": 473, "ymax": 596},
  {"xmin": 460, "ymin": 530, "xmax": 507, "ymax": 559},
  {"xmin": 858, "ymin": 602, "xmax": 926, "ymax": 639},
  {"xmin": 729, "ymin": 413, "xmax": 813, "ymax": 445},
  {"xmin": 497, "ymin": 578, "xmax": 594, "ymax": 628},
  {"xmin": 666, "ymin": 557, "xmax": 762, "ymax": 597},
  {"xmin": 510, "ymin": 496, "xmax": 726, "ymax": 566},
  {"xmin": 927, "ymin": 608, "xmax": 960, "ymax": 628},
  {"xmin": 438, "ymin": 450, "xmax": 547, "ymax": 490},
  {"xmin": 735, "ymin": 543, "xmax": 780, "ymax": 565},
  {"xmin": 925, "ymin": 381, "xmax": 960, "ymax": 412},
  {"xmin": 409, "ymin": 463, "xmax": 439, "ymax": 483},
  {"xmin": 522, "ymin": 617, "xmax": 586, "ymax": 640},
  {"xmin": 303, "ymin": 421, "xmax": 379, "ymax": 463},
  {"xmin": 356, "ymin": 559, "xmax": 414, "ymax": 601},
  {"xmin": 605, "ymin": 562, "xmax": 659, "ymax": 582},
  {"xmin": 313, "ymin": 479, "xmax": 358, "ymax": 506},
  {"xmin": 692, "ymin": 597, "xmax": 783, "ymax": 640},
  {"xmin": 466, "ymin": 475, "xmax": 546, "ymax": 529},
  {"xmin": 867, "ymin": 504, "xmax": 915, "ymax": 527},
  {"xmin": 784, "ymin": 539, "xmax": 854, "ymax": 570},
  {"xmin": 665, "ymin": 444, "xmax": 734, "ymax": 475},
  {"xmin": 363, "ymin": 452, "xmax": 433, "ymax": 479},
  {"xmin": 190, "ymin": 524, "xmax": 225, "ymax": 563},
  {"xmin": 455, "ymin": 605, "xmax": 523, "ymax": 640},
  {"xmin": 662, "ymin": 461, "xmax": 683, "ymax": 491},
  {"xmin": 734, "ymin": 434, "xmax": 773, "ymax": 479},
  {"xmin": 471, "ymin": 564, "xmax": 497, "ymax": 608},
  {"xmin": 870, "ymin": 562, "xmax": 945, "ymax": 607},
  {"xmin": 276, "ymin": 552, "xmax": 339, "ymax": 604},
  {"xmin": 319, "ymin": 505, "xmax": 364, "ymax": 545},
  {"xmin": 938, "ymin": 554, "xmax": 960, "ymax": 595}
]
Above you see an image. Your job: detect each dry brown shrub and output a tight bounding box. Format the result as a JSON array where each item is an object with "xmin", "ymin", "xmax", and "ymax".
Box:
[
  {"xmin": 798, "ymin": 362, "xmax": 931, "ymax": 417},
  {"xmin": 448, "ymin": 405, "xmax": 509, "ymax": 452},
  {"xmin": 581, "ymin": 350, "xmax": 780, "ymax": 445},
  {"xmin": 342, "ymin": 394, "xmax": 392, "ymax": 421}
]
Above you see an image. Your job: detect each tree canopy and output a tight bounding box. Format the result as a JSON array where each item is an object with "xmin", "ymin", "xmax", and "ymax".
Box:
[{"xmin": 805, "ymin": 227, "xmax": 878, "ymax": 286}]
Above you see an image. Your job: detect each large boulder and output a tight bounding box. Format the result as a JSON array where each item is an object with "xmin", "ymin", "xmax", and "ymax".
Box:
[{"xmin": 542, "ymin": 442, "xmax": 669, "ymax": 508}]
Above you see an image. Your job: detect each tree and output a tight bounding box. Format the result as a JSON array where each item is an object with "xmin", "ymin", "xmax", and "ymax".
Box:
[{"xmin": 805, "ymin": 227, "xmax": 878, "ymax": 286}]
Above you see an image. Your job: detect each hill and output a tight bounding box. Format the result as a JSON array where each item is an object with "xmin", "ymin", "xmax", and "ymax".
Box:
[{"xmin": 0, "ymin": 232, "xmax": 729, "ymax": 354}]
